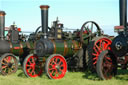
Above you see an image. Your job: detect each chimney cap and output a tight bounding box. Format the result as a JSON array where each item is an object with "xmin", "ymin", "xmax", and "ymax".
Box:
[
  {"xmin": 40, "ymin": 5, "xmax": 50, "ymax": 10},
  {"xmin": 0, "ymin": 11, "xmax": 6, "ymax": 16}
]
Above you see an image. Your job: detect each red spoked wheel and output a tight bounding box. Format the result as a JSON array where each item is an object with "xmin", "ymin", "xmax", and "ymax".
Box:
[
  {"xmin": 0, "ymin": 53, "xmax": 18, "ymax": 75},
  {"xmin": 86, "ymin": 36, "xmax": 112, "ymax": 72},
  {"xmin": 45, "ymin": 54, "xmax": 67, "ymax": 79},
  {"xmin": 23, "ymin": 54, "xmax": 43, "ymax": 77},
  {"xmin": 92, "ymin": 38, "xmax": 112, "ymax": 64},
  {"xmin": 96, "ymin": 50, "xmax": 117, "ymax": 80}
]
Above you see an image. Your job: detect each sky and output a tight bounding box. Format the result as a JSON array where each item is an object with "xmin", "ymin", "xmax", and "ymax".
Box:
[{"xmin": 0, "ymin": 0, "xmax": 126, "ymax": 36}]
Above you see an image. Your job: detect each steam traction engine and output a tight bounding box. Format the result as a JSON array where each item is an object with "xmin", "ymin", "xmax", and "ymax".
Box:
[
  {"xmin": 0, "ymin": 11, "xmax": 35, "ymax": 75},
  {"xmin": 0, "ymin": 11, "xmax": 18, "ymax": 75},
  {"xmin": 22, "ymin": 5, "xmax": 113, "ymax": 79},
  {"xmin": 0, "ymin": 5, "xmax": 112, "ymax": 79},
  {"xmin": 96, "ymin": 0, "xmax": 128, "ymax": 80}
]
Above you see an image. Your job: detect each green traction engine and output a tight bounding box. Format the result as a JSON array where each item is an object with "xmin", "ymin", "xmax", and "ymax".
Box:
[
  {"xmin": 0, "ymin": 11, "xmax": 35, "ymax": 76},
  {"xmin": 22, "ymin": 5, "xmax": 111, "ymax": 79},
  {"xmin": 0, "ymin": 5, "xmax": 112, "ymax": 80}
]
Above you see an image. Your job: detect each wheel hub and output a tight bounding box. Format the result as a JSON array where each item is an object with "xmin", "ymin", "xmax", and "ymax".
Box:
[
  {"xmin": 55, "ymin": 65, "xmax": 60, "ymax": 70},
  {"xmin": 111, "ymin": 34, "xmax": 128, "ymax": 57},
  {"xmin": 8, "ymin": 63, "xmax": 13, "ymax": 68}
]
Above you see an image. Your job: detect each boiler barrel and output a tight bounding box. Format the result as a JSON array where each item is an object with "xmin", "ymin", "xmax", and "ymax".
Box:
[
  {"xmin": 35, "ymin": 39, "xmax": 81, "ymax": 57},
  {"xmin": 9, "ymin": 41, "xmax": 34, "ymax": 56}
]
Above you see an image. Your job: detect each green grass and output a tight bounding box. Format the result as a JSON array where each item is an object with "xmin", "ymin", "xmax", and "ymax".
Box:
[{"xmin": 0, "ymin": 69, "xmax": 128, "ymax": 85}]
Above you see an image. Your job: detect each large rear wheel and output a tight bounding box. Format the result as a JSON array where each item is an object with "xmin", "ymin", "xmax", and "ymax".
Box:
[
  {"xmin": 86, "ymin": 36, "xmax": 112, "ymax": 72},
  {"xmin": 96, "ymin": 50, "xmax": 117, "ymax": 80}
]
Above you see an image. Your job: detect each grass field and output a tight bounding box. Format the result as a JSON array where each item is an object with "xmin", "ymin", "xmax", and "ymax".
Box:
[{"xmin": 0, "ymin": 68, "xmax": 128, "ymax": 85}]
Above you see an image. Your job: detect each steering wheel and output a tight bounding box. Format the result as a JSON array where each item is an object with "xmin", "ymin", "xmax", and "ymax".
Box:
[
  {"xmin": 80, "ymin": 21, "xmax": 102, "ymax": 44},
  {"xmin": 35, "ymin": 26, "xmax": 42, "ymax": 35},
  {"xmin": 34, "ymin": 26, "xmax": 51, "ymax": 39}
]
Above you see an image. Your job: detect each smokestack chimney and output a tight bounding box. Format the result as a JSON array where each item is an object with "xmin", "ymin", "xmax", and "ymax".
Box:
[
  {"xmin": 40, "ymin": 5, "xmax": 49, "ymax": 38},
  {"xmin": 0, "ymin": 11, "xmax": 6, "ymax": 40},
  {"xmin": 119, "ymin": 0, "xmax": 127, "ymax": 27}
]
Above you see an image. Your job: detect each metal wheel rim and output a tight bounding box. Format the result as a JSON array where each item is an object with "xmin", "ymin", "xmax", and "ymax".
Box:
[
  {"xmin": 101, "ymin": 53, "xmax": 114, "ymax": 79},
  {"xmin": 25, "ymin": 55, "xmax": 42, "ymax": 77},
  {"xmin": 92, "ymin": 38, "xmax": 112, "ymax": 68},
  {"xmin": 80, "ymin": 21, "xmax": 101, "ymax": 44},
  {"xmin": 48, "ymin": 55, "xmax": 67, "ymax": 79},
  {"xmin": 0, "ymin": 55, "xmax": 17, "ymax": 75}
]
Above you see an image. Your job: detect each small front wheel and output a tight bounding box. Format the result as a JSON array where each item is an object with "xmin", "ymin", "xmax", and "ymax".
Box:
[
  {"xmin": 45, "ymin": 54, "xmax": 67, "ymax": 79},
  {"xmin": 23, "ymin": 54, "xmax": 43, "ymax": 77}
]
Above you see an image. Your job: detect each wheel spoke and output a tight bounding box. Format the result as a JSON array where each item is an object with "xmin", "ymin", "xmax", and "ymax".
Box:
[
  {"xmin": 2, "ymin": 65, "xmax": 7, "ymax": 69},
  {"xmin": 30, "ymin": 67, "xmax": 35, "ymax": 75},
  {"xmin": 51, "ymin": 59, "xmax": 56, "ymax": 64},
  {"xmin": 31, "ymin": 57, "xmax": 35, "ymax": 64},
  {"xmin": 49, "ymin": 68, "xmax": 55, "ymax": 71},
  {"xmin": 101, "ymin": 41, "xmax": 106, "ymax": 51},
  {"xmin": 49, "ymin": 69, "xmax": 54, "ymax": 74},
  {"xmin": 27, "ymin": 67, "xmax": 32, "ymax": 72},
  {"xmin": 55, "ymin": 58, "xmax": 58, "ymax": 63},
  {"xmin": 105, "ymin": 56, "xmax": 112, "ymax": 61},
  {"xmin": 7, "ymin": 56, "xmax": 11, "ymax": 62},
  {"xmin": 26, "ymin": 64, "xmax": 33, "ymax": 67},
  {"xmin": 2, "ymin": 68, "xmax": 7, "ymax": 73},
  {"xmin": 104, "ymin": 68, "xmax": 109, "ymax": 76},
  {"xmin": 58, "ymin": 61, "xmax": 62, "ymax": 65},
  {"xmin": 11, "ymin": 65, "xmax": 16, "ymax": 70},
  {"xmin": 95, "ymin": 44, "xmax": 101, "ymax": 52},
  {"xmin": 32, "ymin": 71, "xmax": 36, "ymax": 76},
  {"xmin": 105, "ymin": 57, "xmax": 112, "ymax": 64},
  {"xmin": 60, "ymin": 64, "xmax": 64, "ymax": 68},
  {"xmin": 93, "ymin": 57, "xmax": 98, "ymax": 60},
  {"xmin": 28, "ymin": 60, "xmax": 32, "ymax": 65},
  {"xmin": 93, "ymin": 47, "xmax": 99, "ymax": 54},
  {"xmin": 99, "ymin": 40, "xmax": 102, "ymax": 49},
  {"xmin": 55, "ymin": 69, "xmax": 59, "ymax": 77},
  {"xmin": 104, "ymin": 43, "xmax": 110, "ymax": 50},
  {"xmin": 8, "ymin": 68, "xmax": 12, "ymax": 74},
  {"xmin": 3, "ymin": 58, "xmax": 8, "ymax": 63},
  {"xmin": 91, "ymin": 23, "xmax": 93, "ymax": 33},
  {"xmin": 92, "ymin": 53, "xmax": 99, "ymax": 57},
  {"xmin": 2, "ymin": 61, "xmax": 8, "ymax": 66},
  {"xmin": 93, "ymin": 61, "xmax": 97, "ymax": 65}
]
